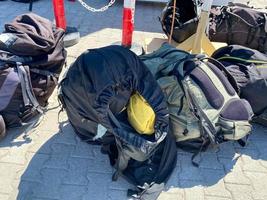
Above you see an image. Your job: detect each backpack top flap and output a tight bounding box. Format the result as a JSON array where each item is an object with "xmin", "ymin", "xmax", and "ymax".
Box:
[
  {"xmin": 140, "ymin": 43, "xmax": 190, "ymax": 78},
  {"xmin": 174, "ymin": 57, "xmax": 252, "ymax": 142},
  {"xmin": 2, "ymin": 13, "xmax": 57, "ymax": 56}
]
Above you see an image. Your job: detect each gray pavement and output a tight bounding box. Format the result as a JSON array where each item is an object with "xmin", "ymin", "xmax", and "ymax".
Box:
[{"xmin": 0, "ymin": 0, "xmax": 267, "ymax": 199}]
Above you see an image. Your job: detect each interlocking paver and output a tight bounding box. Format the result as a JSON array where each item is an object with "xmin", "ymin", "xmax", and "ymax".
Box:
[
  {"xmin": 202, "ymin": 169, "xmax": 231, "ymax": 198},
  {"xmin": 0, "ymin": 163, "xmax": 23, "ymax": 194},
  {"xmin": 83, "ymin": 173, "xmax": 111, "ymax": 200},
  {"xmin": 32, "ymin": 168, "xmax": 68, "ymax": 199},
  {"xmin": 18, "ymin": 153, "xmax": 50, "ymax": 182},
  {"xmin": 0, "ymin": 193, "xmax": 9, "ymax": 200},
  {"xmin": 219, "ymin": 158, "xmax": 251, "ymax": 185},
  {"xmin": 0, "ymin": 0, "xmax": 267, "ymax": 200},
  {"xmin": 244, "ymin": 172, "xmax": 267, "ymax": 200},
  {"xmin": 157, "ymin": 188, "xmax": 184, "ymax": 200},
  {"xmin": 206, "ymin": 197, "xmax": 231, "ymax": 200},
  {"xmin": 180, "ymin": 180, "xmax": 205, "ymax": 200},
  {"xmin": 225, "ymin": 183, "xmax": 254, "ymax": 200},
  {"xmin": 59, "ymin": 185, "xmax": 88, "ymax": 200},
  {"xmin": 63, "ymin": 157, "xmax": 90, "ymax": 186}
]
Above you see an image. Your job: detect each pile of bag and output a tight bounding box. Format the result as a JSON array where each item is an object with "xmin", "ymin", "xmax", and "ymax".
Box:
[
  {"xmin": 212, "ymin": 45, "xmax": 267, "ymax": 125},
  {"xmin": 209, "ymin": 3, "xmax": 267, "ymax": 53},
  {"xmin": 0, "ymin": 13, "xmax": 66, "ymax": 136},
  {"xmin": 140, "ymin": 43, "xmax": 254, "ymax": 162},
  {"xmin": 58, "ymin": 45, "xmax": 177, "ymax": 199},
  {"xmin": 1, "ymin": 6, "xmax": 266, "ymax": 200},
  {"xmin": 160, "ymin": 2, "xmax": 267, "ymax": 53},
  {"xmin": 58, "ymin": 42, "xmax": 266, "ymax": 199}
]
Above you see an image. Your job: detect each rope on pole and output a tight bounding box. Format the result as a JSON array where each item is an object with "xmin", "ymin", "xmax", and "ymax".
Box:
[{"xmin": 168, "ymin": 0, "xmax": 177, "ymax": 44}]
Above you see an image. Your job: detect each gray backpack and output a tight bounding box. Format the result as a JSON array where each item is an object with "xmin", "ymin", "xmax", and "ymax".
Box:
[{"xmin": 140, "ymin": 43, "xmax": 253, "ymax": 164}]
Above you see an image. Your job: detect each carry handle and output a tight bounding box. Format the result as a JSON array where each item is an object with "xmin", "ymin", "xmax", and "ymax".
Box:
[{"xmin": 225, "ymin": 7, "xmax": 262, "ymax": 28}]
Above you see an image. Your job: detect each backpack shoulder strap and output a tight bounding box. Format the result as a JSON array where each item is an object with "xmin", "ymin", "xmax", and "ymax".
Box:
[
  {"xmin": 201, "ymin": 57, "xmax": 240, "ymax": 94},
  {"xmin": 16, "ymin": 62, "xmax": 43, "ymax": 114}
]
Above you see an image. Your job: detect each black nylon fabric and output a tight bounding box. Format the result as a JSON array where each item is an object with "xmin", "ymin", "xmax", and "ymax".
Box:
[
  {"xmin": 212, "ymin": 45, "xmax": 267, "ymax": 115},
  {"xmin": 0, "ymin": 13, "xmax": 66, "ymax": 129},
  {"xmin": 209, "ymin": 4, "xmax": 267, "ymax": 53},
  {"xmin": 60, "ymin": 45, "xmax": 169, "ymax": 148},
  {"xmin": 2, "ymin": 13, "xmax": 56, "ymax": 56},
  {"xmin": 0, "ymin": 65, "xmax": 24, "ymax": 127},
  {"xmin": 160, "ymin": 0, "xmax": 200, "ymax": 43},
  {"xmin": 122, "ymin": 132, "xmax": 177, "ymax": 186},
  {"xmin": 0, "ymin": 13, "xmax": 66, "ymax": 107}
]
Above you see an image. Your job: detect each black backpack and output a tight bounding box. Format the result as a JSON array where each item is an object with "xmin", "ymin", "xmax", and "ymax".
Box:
[
  {"xmin": 212, "ymin": 45, "xmax": 267, "ymax": 125},
  {"xmin": 101, "ymin": 111, "xmax": 177, "ymax": 199},
  {"xmin": 160, "ymin": 0, "xmax": 202, "ymax": 43},
  {"xmin": 58, "ymin": 45, "xmax": 177, "ymax": 199},
  {"xmin": 209, "ymin": 3, "xmax": 267, "ymax": 53},
  {"xmin": 0, "ymin": 13, "xmax": 66, "ymax": 129}
]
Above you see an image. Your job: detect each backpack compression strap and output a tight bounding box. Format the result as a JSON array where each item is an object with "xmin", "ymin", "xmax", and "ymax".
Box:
[{"xmin": 16, "ymin": 62, "xmax": 43, "ymax": 114}]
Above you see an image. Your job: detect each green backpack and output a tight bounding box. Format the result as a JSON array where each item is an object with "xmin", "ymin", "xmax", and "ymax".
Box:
[{"xmin": 140, "ymin": 43, "xmax": 253, "ymax": 163}]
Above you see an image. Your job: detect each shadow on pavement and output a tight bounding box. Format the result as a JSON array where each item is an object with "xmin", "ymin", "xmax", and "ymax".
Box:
[{"xmin": 1, "ymin": 117, "xmax": 267, "ymax": 199}]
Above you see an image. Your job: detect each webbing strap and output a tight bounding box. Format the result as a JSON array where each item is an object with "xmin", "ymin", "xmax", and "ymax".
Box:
[
  {"xmin": 16, "ymin": 63, "xmax": 43, "ymax": 114},
  {"xmin": 16, "ymin": 63, "xmax": 30, "ymax": 107},
  {"xmin": 186, "ymin": 86, "xmax": 218, "ymax": 144},
  {"xmin": 30, "ymin": 68, "xmax": 59, "ymax": 78}
]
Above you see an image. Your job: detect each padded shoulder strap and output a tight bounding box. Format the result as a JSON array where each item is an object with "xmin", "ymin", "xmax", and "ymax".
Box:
[
  {"xmin": 184, "ymin": 85, "xmax": 218, "ymax": 144},
  {"xmin": 201, "ymin": 57, "xmax": 240, "ymax": 94}
]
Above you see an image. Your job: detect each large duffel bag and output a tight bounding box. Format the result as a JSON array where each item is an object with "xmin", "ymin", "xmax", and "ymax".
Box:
[
  {"xmin": 58, "ymin": 45, "xmax": 176, "ymax": 199},
  {"xmin": 0, "ymin": 54, "xmax": 43, "ymax": 127},
  {"xmin": 1, "ymin": 13, "xmax": 67, "ymax": 107},
  {"xmin": 209, "ymin": 3, "xmax": 267, "ymax": 53},
  {"xmin": 141, "ymin": 43, "xmax": 253, "ymax": 163},
  {"xmin": 212, "ymin": 45, "xmax": 267, "ymax": 126},
  {"xmin": 160, "ymin": 0, "xmax": 201, "ymax": 43},
  {"xmin": 0, "ymin": 13, "xmax": 66, "ymax": 128}
]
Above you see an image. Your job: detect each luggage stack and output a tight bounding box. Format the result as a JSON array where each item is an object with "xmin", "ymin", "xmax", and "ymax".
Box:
[
  {"xmin": 0, "ymin": 13, "xmax": 66, "ymax": 131},
  {"xmin": 0, "ymin": 2, "xmax": 267, "ymax": 199}
]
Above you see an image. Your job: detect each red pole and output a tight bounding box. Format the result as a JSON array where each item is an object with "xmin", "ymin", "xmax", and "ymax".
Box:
[
  {"xmin": 122, "ymin": 0, "xmax": 136, "ymax": 48},
  {"xmin": 52, "ymin": 0, "xmax": 67, "ymax": 30}
]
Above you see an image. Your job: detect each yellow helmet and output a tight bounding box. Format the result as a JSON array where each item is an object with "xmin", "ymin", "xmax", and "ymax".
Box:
[{"xmin": 127, "ymin": 92, "xmax": 155, "ymax": 135}]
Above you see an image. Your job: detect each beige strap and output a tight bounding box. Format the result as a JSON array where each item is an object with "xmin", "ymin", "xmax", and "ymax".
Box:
[{"xmin": 168, "ymin": 0, "xmax": 177, "ymax": 44}]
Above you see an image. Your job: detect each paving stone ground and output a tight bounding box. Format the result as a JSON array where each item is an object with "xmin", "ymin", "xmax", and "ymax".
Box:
[{"xmin": 0, "ymin": 0, "xmax": 267, "ymax": 199}]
